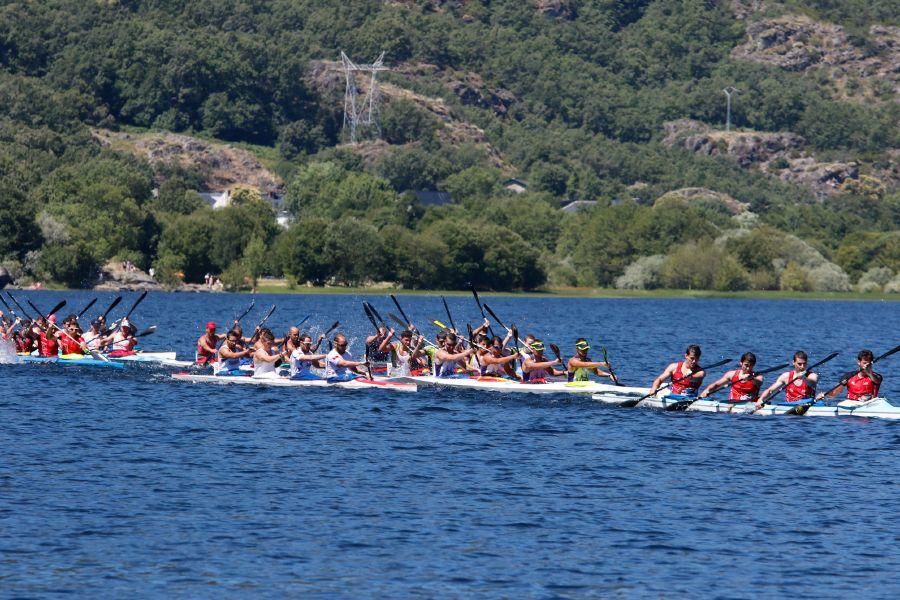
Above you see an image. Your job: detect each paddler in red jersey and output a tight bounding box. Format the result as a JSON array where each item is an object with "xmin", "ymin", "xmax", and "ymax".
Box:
[
  {"xmin": 37, "ymin": 315, "xmax": 61, "ymax": 357},
  {"xmin": 57, "ymin": 319, "xmax": 88, "ymax": 355},
  {"xmin": 757, "ymin": 351, "xmax": 817, "ymax": 406},
  {"xmin": 196, "ymin": 321, "xmax": 223, "ymax": 364},
  {"xmin": 699, "ymin": 352, "xmax": 763, "ymax": 403},
  {"xmin": 817, "ymin": 349, "xmax": 883, "ymax": 402},
  {"xmin": 649, "ymin": 344, "xmax": 706, "ymax": 398}
]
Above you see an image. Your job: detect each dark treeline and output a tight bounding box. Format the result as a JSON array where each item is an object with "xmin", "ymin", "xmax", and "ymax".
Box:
[{"xmin": 0, "ymin": 0, "xmax": 897, "ymax": 292}]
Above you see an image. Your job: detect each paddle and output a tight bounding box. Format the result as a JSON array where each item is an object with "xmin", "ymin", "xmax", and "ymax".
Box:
[
  {"xmin": 602, "ymin": 346, "xmax": 622, "ymax": 385},
  {"xmin": 482, "ymin": 302, "xmax": 526, "ymax": 346},
  {"xmin": 100, "ymin": 295, "xmax": 122, "ymax": 322},
  {"xmin": 254, "ymin": 305, "xmax": 277, "ymax": 332},
  {"xmin": 470, "ymin": 285, "xmax": 495, "ymax": 338},
  {"xmin": 363, "ymin": 345, "xmax": 374, "ymax": 381},
  {"xmin": 0, "ymin": 293, "xmax": 17, "ymax": 319},
  {"xmin": 77, "ymin": 298, "xmax": 97, "ymax": 318},
  {"xmin": 549, "ymin": 343, "xmax": 563, "ymax": 364},
  {"xmin": 816, "ymin": 344, "xmax": 900, "ymax": 401},
  {"xmin": 432, "ymin": 319, "xmax": 448, "ymax": 330},
  {"xmin": 748, "ymin": 352, "xmax": 839, "ymax": 413},
  {"xmin": 622, "ymin": 357, "xmax": 733, "ymax": 408},
  {"xmin": 362, "ymin": 303, "xmax": 380, "ymax": 332},
  {"xmin": 7, "ymin": 292, "xmax": 33, "ymax": 320},
  {"xmin": 511, "ymin": 325, "xmax": 520, "ymax": 356},
  {"xmin": 390, "ymin": 294, "xmax": 417, "ymax": 333},
  {"xmin": 441, "ymin": 296, "xmax": 456, "ymax": 332},
  {"xmin": 387, "ymin": 312, "xmax": 437, "ymax": 348},
  {"xmin": 135, "ymin": 325, "xmax": 157, "ymax": 338},
  {"xmin": 700, "ymin": 362, "xmax": 790, "ymax": 398},
  {"xmin": 321, "ymin": 320, "xmax": 340, "ymax": 340},
  {"xmin": 28, "ymin": 299, "xmax": 66, "ymax": 325},
  {"xmin": 467, "ymin": 323, "xmax": 481, "ymax": 368},
  {"xmin": 235, "ymin": 299, "xmax": 255, "ymax": 324},
  {"xmin": 365, "ymin": 302, "xmax": 389, "ymax": 330},
  {"xmin": 296, "ymin": 315, "xmax": 310, "ymax": 329},
  {"xmin": 108, "ymin": 291, "xmax": 148, "ymax": 334}
]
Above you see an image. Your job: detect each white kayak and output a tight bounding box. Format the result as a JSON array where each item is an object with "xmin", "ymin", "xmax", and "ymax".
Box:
[
  {"xmin": 108, "ymin": 351, "xmax": 193, "ymax": 368},
  {"xmin": 802, "ymin": 397, "xmax": 900, "ymax": 419},
  {"xmin": 687, "ymin": 399, "xmax": 756, "ymax": 414},
  {"xmin": 390, "ymin": 374, "xmax": 648, "ymax": 396},
  {"xmin": 172, "ymin": 372, "xmax": 417, "ymax": 393}
]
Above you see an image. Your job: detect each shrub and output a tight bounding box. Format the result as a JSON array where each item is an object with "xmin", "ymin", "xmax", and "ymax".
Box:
[{"xmin": 615, "ymin": 255, "xmax": 666, "ymax": 290}]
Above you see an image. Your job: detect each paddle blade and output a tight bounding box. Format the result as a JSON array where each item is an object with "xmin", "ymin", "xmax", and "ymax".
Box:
[
  {"xmin": 101, "ymin": 296, "xmax": 122, "ymax": 319},
  {"xmin": 550, "ymin": 343, "xmax": 562, "ymax": 362},
  {"xmin": 136, "ymin": 326, "xmax": 157, "ymax": 337},
  {"xmin": 324, "ymin": 321, "xmax": 340, "ymax": 337},
  {"xmin": 125, "ymin": 290, "xmax": 148, "ymax": 317},
  {"xmin": 875, "ymin": 344, "xmax": 900, "ymax": 363},
  {"xmin": 46, "ymin": 299, "xmax": 66, "ymax": 318},
  {"xmin": 482, "ymin": 303, "xmax": 505, "ymax": 329},
  {"xmin": 77, "ymin": 298, "xmax": 97, "ymax": 317}
]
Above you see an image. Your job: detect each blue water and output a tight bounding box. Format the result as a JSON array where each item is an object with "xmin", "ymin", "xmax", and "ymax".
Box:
[{"xmin": 2, "ymin": 291, "xmax": 899, "ymax": 598}]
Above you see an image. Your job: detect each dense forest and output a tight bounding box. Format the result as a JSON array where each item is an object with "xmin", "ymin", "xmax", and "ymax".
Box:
[{"xmin": 0, "ymin": 0, "xmax": 898, "ymax": 292}]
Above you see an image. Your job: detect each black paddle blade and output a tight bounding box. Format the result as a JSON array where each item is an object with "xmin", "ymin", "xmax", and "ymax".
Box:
[
  {"xmin": 482, "ymin": 303, "xmax": 506, "ymax": 330},
  {"xmin": 324, "ymin": 321, "xmax": 340, "ymax": 337},
  {"xmin": 875, "ymin": 344, "xmax": 900, "ymax": 363},
  {"xmin": 362, "ymin": 303, "xmax": 379, "ymax": 331},
  {"xmin": 235, "ymin": 299, "xmax": 255, "ymax": 323},
  {"xmin": 47, "ymin": 299, "xmax": 66, "ymax": 318},
  {"xmin": 101, "ymin": 296, "xmax": 122, "ymax": 319},
  {"xmin": 77, "ymin": 298, "xmax": 97, "ymax": 317},
  {"xmin": 550, "ymin": 343, "xmax": 562, "ymax": 362},
  {"xmin": 125, "ymin": 290, "xmax": 148, "ymax": 317}
]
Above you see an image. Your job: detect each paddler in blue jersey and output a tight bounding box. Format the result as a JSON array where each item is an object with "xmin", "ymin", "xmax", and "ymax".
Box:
[
  {"xmin": 478, "ymin": 336, "xmax": 519, "ymax": 379},
  {"xmin": 566, "ymin": 338, "xmax": 615, "ymax": 382},
  {"xmin": 434, "ymin": 332, "xmax": 475, "ymax": 377},
  {"xmin": 216, "ymin": 329, "xmax": 253, "ymax": 376}
]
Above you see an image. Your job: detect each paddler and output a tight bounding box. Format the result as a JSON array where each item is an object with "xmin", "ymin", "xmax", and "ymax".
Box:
[
  {"xmin": 699, "ymin": 352, "xmax": 763, "ymax": 403},
  {"xmin": 756, "ymin": 351, "xmax": 817, "ymax": 407},
  {"xmin": 216, "ymin": 329, "xmax": 253, "ymax": 376},
  {"xmin": 99, "ymin": 319, "xmax": 138, "ymax": 356},
  {"xmin": 251, "ymin": 328, "xmax": 286, "ymax": 379},
  {"xmin": 648, "ymin": 344, "xmax": 705, "ymax": 398},
  {"xmin": 57, "ymin": 319, "xmax": 88, "ymax": 355},
  {"xmin": 289, "ymin": 333, "xmax": 327, "ymax": 380},
  {"xmin": 196, "ymin": 321, "xmax": 223, "ymax": 365},
  {"xmin": 83, "ymin": 319, "xmax": 105, "ymax": 351},
  {"xmin": 36, "ymin": 315, "xmax": 60, "ymax": 357},
  {"xmin": 434, "ymin": 332, "xmax": 475, "ymax": 377},
  {"xmin": 390, "ymin": 329, "xmax": 426, "ymax": 376},
  {"xmin": 479, "ymin": 336, "xmax": 519, "ymax": 379},
  {"xmin": 324, "ymin": 333, "xmax": 369, "ymax": 381},
  {"xmin": 566, "ymin": 338, "xmax": 614, "ymax": 382},
  {"xmin": 365, "ymin": 325, "xmax": 394, "ymax": 373},
  {"xmin": 522, "ymin": 339, "xmax": 565, "ymax": 382},
  {"xmin": 817, "ymin": 349, "xmax": 882, "ymax": 402}
]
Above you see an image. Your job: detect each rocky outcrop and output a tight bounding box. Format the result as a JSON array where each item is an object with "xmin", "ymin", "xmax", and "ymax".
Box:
[
  {"xmin": 92, "ymin": 129, "xmax": 282, "ymax": 192},
  {"xmin": 655, "ymin": 188, "xmax": 749, "ymax": 215},
  {"xmin": 446, "ymin": 72, "xmax": 516, "ymax": 116},
  {"xmin": 534, "ymin": 0, "xmax": 575, "ymax": 20},
  {"xmin": 732, "ymin": 15, "xmax": 900, "ymax": 102},
  {"xmin": 662, "ymin": 119, "xmax": 867, "ymax": 198},
  {"xmin": 94, "ymin": 261, "xmax": 163, "ymax": 292}
]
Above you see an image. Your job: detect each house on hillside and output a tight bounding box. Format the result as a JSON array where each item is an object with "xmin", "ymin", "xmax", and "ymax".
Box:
[
  {"xmin": 413, "ymin": 190, "xmax": 453, "ymax": 206},
  {"xmin": 503, "ymin": 178, "xmax": 528, "ymax": 194},
  {"xmin": 560, "ymin": 200, "xmax": 598, "ymax": 213}
]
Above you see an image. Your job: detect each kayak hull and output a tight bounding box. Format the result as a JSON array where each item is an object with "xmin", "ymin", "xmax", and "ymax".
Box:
[
  {"xmin": 391, "ymin": 375, "xmax": 648, "ymax": 396},
  {"xmin": 172, "ymin": 372, "xmax": 417, "ymax": 392},
  {"xmin": 17, "ymin": 355, "xmax": 124, "ymax": 369}
]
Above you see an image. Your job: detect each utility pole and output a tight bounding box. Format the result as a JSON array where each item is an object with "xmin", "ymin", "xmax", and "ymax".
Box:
[
  {"xmin": 340, "ymin": 51, "xmax": 388, "ymax": 144},
  {"xmin": 722, "ymin": 87, "xmax": 739, "ymax": 132}
]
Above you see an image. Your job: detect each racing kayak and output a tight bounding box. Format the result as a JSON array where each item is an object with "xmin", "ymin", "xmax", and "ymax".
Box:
[
  {"xmin": 681, "ymin": 397, "xmax": 900, "ymax": 419},
  {"xmin": 390, "ymin": 374, "xmax": 647, "ymax": 396},
  {"xmin": 17, "ymin": 353, "xmax": 125, "ymax": 369},
  {"xmin": 172, "ymin": 372, "xmax": 417, "ymax": 392},
  {"xmin": 106, "ymin": 351, "xmax": 193, "ymax": 368}
]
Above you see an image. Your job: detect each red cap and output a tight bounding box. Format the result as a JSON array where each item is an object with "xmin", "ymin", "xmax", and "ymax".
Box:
[{"xmin": 206, "ymin": 321, "xmax": 217, "ymax": 330}]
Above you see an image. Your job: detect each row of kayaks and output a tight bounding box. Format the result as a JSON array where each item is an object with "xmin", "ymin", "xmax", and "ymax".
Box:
[
  {"xmin": 11, "ymin": 351, "xmax": 898, "ymax": 419},
  {"xmin": 171, "ymin": 371, "xmax": 900, "ymax": 420}
]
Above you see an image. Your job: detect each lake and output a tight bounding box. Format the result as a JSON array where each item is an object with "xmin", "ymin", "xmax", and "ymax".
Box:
[{"xmin": 2, "ymin": 291, "xmax": 899, "ymax": 598}]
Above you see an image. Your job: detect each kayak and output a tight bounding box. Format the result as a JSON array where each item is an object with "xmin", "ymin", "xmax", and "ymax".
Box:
[
  {"xmin": 390, "ymin": 374, "xmax": 648, "ymax": 396},
  {"xmin": 799, "ymin": 397, "xmax": 900, "ymax": 419},
  {"xmin": 686, "ymin": 399, "xmax": 756, "ymax": 414},
  {"xmin": 107, "ymin": 351, "xmax": 193, "ymax": 368},
  {"xmin": 172, "ymin": 372, "xmax": 417, "ymax": 393},
  {"xmin": 17, "ymin": 354, "xmax": 125, "ymax": 369}
]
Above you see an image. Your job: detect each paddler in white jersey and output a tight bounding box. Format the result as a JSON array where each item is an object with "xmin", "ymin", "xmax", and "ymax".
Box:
[
  {"xmin": 325, "ymin": 333, "xmax": 369, "ymax": 381},
  {"xmin": 252, "ymin": 328, "xmax": 286, "ymax": 379},
  {"xmin": 478, "ymin": 335, "xmax": 519, "ymax": 379},
  {"xmin": 83, "ymin": 319, "xmax": 105, "ymax": 351},
  {"xmin": 522, "ymin": 339, "xmax": 565, "ymax": 382},
  {"xmin": 216, "ymin": 329, "xmax": 253, "ymax": 376},
  {"xmin": 98, "ymin": 319, "xmax": 138, "ymax": 356},
  {"xmin": 290, "ymin": 333, "xmax": 327, "ymax": 380},
  {"xmin": 390, "ymin": 330, "xmax": 426, "ymax": 377}
]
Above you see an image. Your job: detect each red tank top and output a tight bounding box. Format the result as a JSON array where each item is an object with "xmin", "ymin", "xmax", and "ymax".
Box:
[
  {"xmin": 59, "ymin": 335, "xmax": 84, "ymax": 355},
  {"xmin": 38, "ymin": 332, "xmax": 59, "ymax": 357},
  {"xmin": 197, "ymin": 335, "xmax": 218, "ymax": 363},
  {"xmin": 785, "ymin": 370, "xmax": 814, "ymax": 402},
  {"xmin": 729, "ymin": 371, "xmax": 761, "ymax": 402},
  {"xmin": 671, "ymin": 361, "xmax": 702, "ymax": 395},
  {"xmin": 15, "ymin": 335, "xmax": 32, "ymax": 353},
  {"xmin": 846, "ymin": 372, "xmax": 880, "ymax": 400}
]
